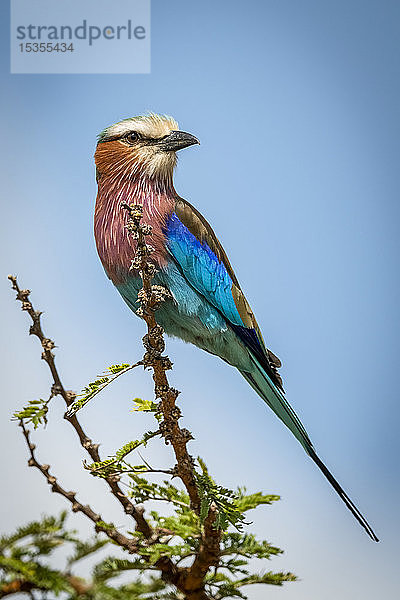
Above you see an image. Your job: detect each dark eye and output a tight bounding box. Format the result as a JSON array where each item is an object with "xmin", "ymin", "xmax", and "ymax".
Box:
[{"xmin": 125, "ymin": 131, "xmax": 140, "ymax": 144}]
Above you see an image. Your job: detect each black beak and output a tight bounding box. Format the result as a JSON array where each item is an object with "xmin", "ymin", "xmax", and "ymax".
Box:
[{"xmin": 158, "ymin": 130, "xmax": 200, "ymax": 152}]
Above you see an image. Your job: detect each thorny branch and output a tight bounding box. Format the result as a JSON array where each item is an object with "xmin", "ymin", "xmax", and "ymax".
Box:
[
  {"xmin": 122, "ymin": 203, "xmax": 202, "ymax": 513},
  {"xmin": 8, "ymin": 276, "xmax": 183, "ymax": 590},
  {"xmin": 19, "ymin": 421, "xmax": 140, "ymax": 553},
  {"xmin": 8, "ymin": 275, "xmax": 152, "ymax": 538}
]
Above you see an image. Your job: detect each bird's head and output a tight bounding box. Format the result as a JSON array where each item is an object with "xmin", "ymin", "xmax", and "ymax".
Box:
[{"xmin": 95, "ymin": 113, "xmax": 199, "ymax": 182}]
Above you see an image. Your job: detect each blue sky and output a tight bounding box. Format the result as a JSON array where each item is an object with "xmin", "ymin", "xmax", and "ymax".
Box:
[{"xmin": 1, "ymin": 1, "xmax": 399, "ymax": 598}]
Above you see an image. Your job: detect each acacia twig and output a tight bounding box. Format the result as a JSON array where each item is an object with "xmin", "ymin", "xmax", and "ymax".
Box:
[
  {"xmin": 19, "ymin": 421, "xmax": 139, "ymax": 553},
  {"xmin": 122, "ymin": 204, "xmax": 202, "ymax": 513},
  {"xmin": 8, "ymin": 275, "xmax": 152, "ymax": 537}
]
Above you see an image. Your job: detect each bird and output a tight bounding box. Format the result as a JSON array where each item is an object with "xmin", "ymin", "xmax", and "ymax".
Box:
[{"xmin": 94, "ymin": 113, "xmax": 378, "ymax": 542}]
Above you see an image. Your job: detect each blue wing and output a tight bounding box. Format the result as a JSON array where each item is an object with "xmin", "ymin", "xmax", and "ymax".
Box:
[
  {"xmin": 165, "ymin": 212, "xmax": 243, "ymax": 326},
  {"xmin": 165, "ymin": 199, "xmax": 283, "ymax": 389}
]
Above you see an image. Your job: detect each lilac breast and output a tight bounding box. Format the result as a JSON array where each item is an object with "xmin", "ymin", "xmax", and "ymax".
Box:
[{"xmin": 94, "ymin": 178, "xmax": 175, "ymax": 285}]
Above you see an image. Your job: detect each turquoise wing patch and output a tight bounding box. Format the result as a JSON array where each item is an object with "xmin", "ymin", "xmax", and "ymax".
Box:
[{"xmin": 165, "ymin": 212, "xmax": 243, "ymax": 326}]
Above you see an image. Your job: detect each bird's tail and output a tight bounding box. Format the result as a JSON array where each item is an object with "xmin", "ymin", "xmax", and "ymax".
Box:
[{"xmin": 240, "ymin": 356, "xmax": 379, "ymax": 542}]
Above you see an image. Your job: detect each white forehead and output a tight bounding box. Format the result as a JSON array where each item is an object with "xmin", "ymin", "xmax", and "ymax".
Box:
[{"xmin": 101, "ymin": 113, "xmax": 179, "ymax": 140}]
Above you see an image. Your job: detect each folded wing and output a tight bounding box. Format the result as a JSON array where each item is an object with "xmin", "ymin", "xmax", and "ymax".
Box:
[{"xmin": 166, "ymin": 198, "xmax": 283, "ymax": 390}]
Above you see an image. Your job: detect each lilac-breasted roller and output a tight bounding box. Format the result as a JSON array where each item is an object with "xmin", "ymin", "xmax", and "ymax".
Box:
[{"xmin": 94, "ymin": 113, "xmax": 378, "ymax": 541}]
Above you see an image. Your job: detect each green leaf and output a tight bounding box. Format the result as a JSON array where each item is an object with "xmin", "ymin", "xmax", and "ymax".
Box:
[
  {"xmin": 236, "ymin": 489, "xmax": 280, "ymax": 513},
  {"xmin": 66, "ymin": 363, "xmax": 134, "ymax": 416},
  {"xmin": 195, "ymin": 458, "xmax": 246, "ymax": 531},
  {"xmin": 92, "ymin": 556, "xmax": 149, "ymax": 582},
  {"xmin": 12, "ymin": 399, "xmax": 49, "ymax": 429},
  {"xmin": 132, "ymin": 397, "xmax": 159, "ymax": 412},
  {"xmin": 86, "ymin": 431, "xmax": 159, "ymax": 478},
  {"xmin": 106, "ymin": 364, "xmax": 131, "ymax": 374},
  {"xmin": 67, "ymin": 538, "xmax": 109, "ymax": 565}
]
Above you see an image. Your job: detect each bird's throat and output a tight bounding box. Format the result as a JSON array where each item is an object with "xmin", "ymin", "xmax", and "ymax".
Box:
[{"xmin": 94, "ymin": 175, "xmax": 176, "ymax": 284}]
